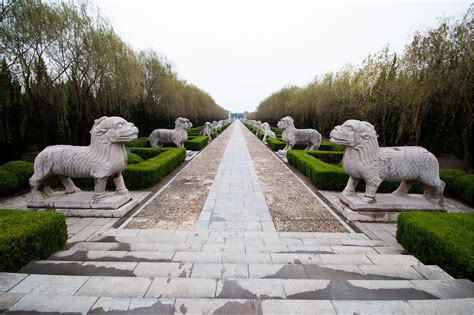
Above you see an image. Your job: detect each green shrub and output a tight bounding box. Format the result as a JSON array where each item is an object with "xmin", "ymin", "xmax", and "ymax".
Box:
[
  {"xmin": 127, "ymin": 153, "xmax": 143, "ymax": 165},
  {"xmin": 266, "ymin": 138, "xmax": 307, "ymax": 151},
  {"xmin": 453, "ymin": 175, "xmax": 474, "ymax": 206},
  {"xmin": 397, "ymin": 212, "xmax": 474, "ymax": 280},
  {"xmin": 319, "ymin": 140, "xmax": 344, "ymax": 152},
  {"xmin": 439, "ymin": 169, "xmax": 465, "ymax": 192},
  {"xmin": 128, "ymin": 147, "xmax": 161, "ymax": 159},
  {"xmin": 307, "ymin": 150, "xmax": 344, "ymax": 164},
  {"xmin": 211, "ymin": 131, "xmax": 217, "ymax": 139},
  {"xmin": 123, "ymin": 148, "xmax": 186, "ymax": 189},
  {"xmin": 0, "ymin": 209, "xmax": 67, "ymax": 272},
  {"xmin": 184, "ymin": 136, "xmax": 209, "ymax": 151},
  {"xmin": 0, "ymin": 161, "xmax": 34, "ymax": 188},
  {"xmin": 126, "ymin": 137, "xmax": 150, "ymax": 148},
  {"xmin": 0, "ymin": 170, "xmax": 18, "ymax": 197},
  {"xmin": 257, "ymin": 131, "xmax": 264, "ymax": 140}
]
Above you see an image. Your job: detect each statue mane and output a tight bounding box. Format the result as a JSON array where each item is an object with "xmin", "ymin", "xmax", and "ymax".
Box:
[{"xmin": 355, "ymin": 134, "xmax": 380, "ymax": 166}]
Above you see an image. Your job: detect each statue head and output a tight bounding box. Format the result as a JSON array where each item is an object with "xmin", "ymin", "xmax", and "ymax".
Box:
[
  {"xmin": 262, "ymin": 122, "xmax": 270, "ymax": 130},
  {"xmin": 204, "ymin": 122, "xmax": 212, "ymax": 128},
  {"xmin": 330, "ymin": 119, "xmax": 378, "ymax": 148},
  {"xmin": 277, "ymin": 116, "xmax": 294, "ymax": 130},
  {"xmin": 175, "ymin": 117, "xmax": 192, "ymax": 130},
  {"xmin": 90, "ymin": 116, "xmax": 138, "ymax": 143}
]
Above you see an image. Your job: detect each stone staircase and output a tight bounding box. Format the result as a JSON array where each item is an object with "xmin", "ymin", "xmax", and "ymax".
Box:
[{"xmin": 1, "ymin": 229, "xmax": 473, "ymax": 313}]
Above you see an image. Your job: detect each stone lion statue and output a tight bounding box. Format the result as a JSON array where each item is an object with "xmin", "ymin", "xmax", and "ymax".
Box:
[
  {"xmin": 200, "ymin": 122, "xmax": 213, "ymax": 142},
  {"xmin": 261, "ymin": 122, "xmax": 276, "ymax": 144},
  {"xmin": 211, "ymin": 121, "xmax": 218, "ymax": 132},
  {"xmin": 330, "ymin": 119, "xmax": 445, "ymax": 204},
  {"xmin": 277, "ymin": 116, "xmax": 322, "ymax": 152},
  {"xmin": 29, "ymin": 116, "xmax": 139, "ymax": 201},
  {"xmin": 149, "ymin": 117, "xmax": 192, "ymax": 148}
]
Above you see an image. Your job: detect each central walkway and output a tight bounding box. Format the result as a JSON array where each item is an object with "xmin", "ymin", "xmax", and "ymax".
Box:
[{"xmin": 197, "ymin": 122, "xmax": 275, "ymax": 232}]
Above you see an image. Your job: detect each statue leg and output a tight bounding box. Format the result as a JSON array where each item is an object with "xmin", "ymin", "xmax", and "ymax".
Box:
[
  {"xmin": 392, "ymin": 181, "xmax": 413, "ymax": 197},
  {"xmin": 342, "ymin": 177, "xmax": 359, "ymax": 197},
  {"xmin": 92, "ymin": 177, "xmax": 108, "ymax": 201},
  {"xmin": 362, "ymin": 182, "xmax": 380, "ymax": 203},
  {"xmin": 432, "ymin": 180, "xmax": 445, "ymax": 204},
  {"xmin": 287, "ymin": 143, "xmax": 294, "ymax": 151},
  {"xmin": 58, "ymin": 175, "xmax": 81, "ymax": 194},
  {"xmin": 113, "ymin": 173, "xmax": 129, "ymax": 195}
]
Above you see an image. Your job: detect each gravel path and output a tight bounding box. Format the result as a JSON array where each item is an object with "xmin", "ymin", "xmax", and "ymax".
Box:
[
  {"xmin": 125, "ymin": 124, "xmax": 233, "ymax": 229},
  {"xmin": 242, "ymin": 125, "xmax": 348, "ymax": 232}
]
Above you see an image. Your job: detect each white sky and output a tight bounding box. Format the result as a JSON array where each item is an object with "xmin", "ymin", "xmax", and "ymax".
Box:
[{"xmin": 94, "ymin": 0, "xmax": 471, "ymax": 113}]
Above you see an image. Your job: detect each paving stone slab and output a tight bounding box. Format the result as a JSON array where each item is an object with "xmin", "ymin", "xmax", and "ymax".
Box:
[
  {"xmin": 173, "ymin": 252, "xmax": 222, "ymax": 263},
  {"xmin": 331, "ymin": 300, "xmax": 414, "ymax": 313},
  {"xmin": 413, "ymin": 265, "xmax": 455, "ymax": 280},
  {"xmin": 128, "ymin": 298, "xmax": 175, "ymax": 314},
  {"xmin": 270, "ymin": 253, "xmax": 323, "ymax": 265},
  {"xmin": 76, "ymin": 276, "xmax": 152, "ymax": 298},
  {"xmin": 192, "ymin": 263, "xmax": 249, "ymax": 279},
  {"xmin": 90, "ymin": 297, "xmax": 130, "ymax": 312},
  {"xmin": 367, "ymin": 254, "xmax": 421, "ymax": 265},
  {"xmin": 407, "ymin": 298, "xmax": 474, "ymax": 313},
  {"xmin": 9, "ymin": 274, "xmax": 89, "ymax": 296},
  {"xmin": 0, "ymin": 292, "xmax": 23, "ymax": 312},
  {"xmin": 260, "ymin": 299, "xmax": 336, "ymax": 314},
  {"xmin": 145, "ymin": 278, "xmax": 217, "ymax": 298},
  {"xmin": 174, "ymin": 298, "xmax": 256, "ymax": 315},
  {"xmin": 411, "ymin": 279, "xmax": 474, "ymax": 299},
  {"xmin": 0, "ymin": 273, "xmax": 28, "ymax": 291},
  {"xmin": 359, "ymin": 265, "xmax": 425, "ymax": 280},
  {"xmin": 216, "ymin": 278, "xmax": 286, "ymax": 299},
  {"xmin": 133, "ymin": 262, "xmax": 193, "ymax": 278},
  {"xmin": 223, "ymin": 252, "xmax": 272, "ymax": 264},
  {"xmin": 8, "ymin": 294, "xmax": 98, "ymax": 313}
]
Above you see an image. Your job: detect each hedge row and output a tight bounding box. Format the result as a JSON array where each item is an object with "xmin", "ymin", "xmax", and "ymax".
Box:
[
  {"xmin": 125, "ymin": 137, "xmax": 150, "ymax": 148},
  {"xmin": 123, "ymin": 147, "xmax": 186, "ymax": 189},
  {"xmin": 0, "ymin": 209, "xmax": 67, "ymax": 272},
  {"xmin": 397, "ymin": 212, "xmax": 474, "ymax": 280},
  {"xmin": 439, "ymin": 169, "xmax": 474, "ymax": 206},
  {"xmin": 287, "ymin": 150, "xmax": 422, "ymax": 193},
  {"xmin": 184, "ymin": 136, "xmax": 209, "ymax": 151},
  {"xmin": 0, "ymin": 161, "xmax": 34, "ymax": 197}
]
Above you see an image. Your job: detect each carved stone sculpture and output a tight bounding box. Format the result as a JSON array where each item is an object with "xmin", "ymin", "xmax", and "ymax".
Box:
[
  {"xmin": 200, "ymin": 122, "xmax": 213, "ymax": 142},
  {"xmin": 211, "ymin": 121, "xmax": 218, "ymax": 132},
  {"xmin": 150, "ymin": 117, "xmax": 192, "ymax": 148},
  {"xmin": 254, "ymin": 121, "xmax": 263, "ymax": 136},
  {"xmin": 330, "ymin": 119, "xmax": 445, "ymax": 204},
  {"xmin": 29, "ymin": 116, "xmax": 139, "ymax": 201},
  {"xmin": 277, "ymin": 116, "xmax": 322, "ymax": 152},
  {"xmin": 261, "ymin": 122, "xmax": 276, "ymax": 144}
]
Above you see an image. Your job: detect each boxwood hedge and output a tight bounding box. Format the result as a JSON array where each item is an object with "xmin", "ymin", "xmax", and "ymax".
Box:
[
  {"xmin": 123, "ymin": 147, "xmax": 186, "ymax": 189},
  {"xmin": 0, "ymin": 170, "xmax": 18, "ymax": 197},
  {"xmin": 127, "ymin": 153, "xmax": 143, "ymax": 165},
  {"xmin": 439, "ymin": 169, "xmax": 474, "ymax": 206},
  {"xmin": 397, "ymin": 212, "xmax": 474, "ymax": 280},
  {"xmin": 0, "ymin": 209, "xmax": 67, "ymax": 272},
  {"xmin": 0, "ymin": 161, "xmax": 34, "ymax": 188},
  {"xmin": 126, "ymin": 137, "xmax": 150, "ymax": 148},
  {"xmin": 184, "ymin": 136, "xmax": 209, "ymax": 151}
]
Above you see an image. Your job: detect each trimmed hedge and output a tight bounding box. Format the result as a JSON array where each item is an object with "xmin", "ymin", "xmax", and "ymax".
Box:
[
  {"xmin": 266, "ymin": 138, "xmax": 307, "ymax": 151},
  {"xmin": 397, "ymin": 212, "xmax": 474, "ymax": 280},
  {"xmin": 439, "ymin": 169, "xmax": 474, "ymax": 206},
  {"xmin": 0, "ymin": 161, "xmax": 34, "ymax": 188},
  {"xmin": 184, "ymin": 136, "xmax": 209, "ymax": 151},
  {"xmin": 0, "ymin": 209, "xmax": 67, "ymax": 272},
  {"xmin": 0, "ymin": 170, "xmax": 18, "ymax": 197},
  {"xmin": 123, "ymin": 148, "xmax": 186, "ymax": 189},
  {"xmin": 319, "ymin": 140, "xmax": 344, "ymax": 152},
  {"xmin": 126, "ymin": 137, "xmax": 150, "ymax": 148},
  {"xmin": 307, "ymin": 150, "xmax": 344, "ymax": 164},
  {"xmin": 127, "ymin": 153, "xmax": 143, "ymax": 165}
]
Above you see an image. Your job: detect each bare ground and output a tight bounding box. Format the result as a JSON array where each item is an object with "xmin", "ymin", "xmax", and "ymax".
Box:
[
  {"xmin": 125, "ymin": 125, "xmax": 233, "ymax": 229},
  {"xmin": 242, "ymin": 127, "xmax": 348, "ymax": 233}
]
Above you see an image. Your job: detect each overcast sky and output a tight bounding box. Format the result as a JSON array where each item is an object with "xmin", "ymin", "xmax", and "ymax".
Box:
[{"xmin": 94, "ymin": 0, "xmax": 471, "ymax": 113}]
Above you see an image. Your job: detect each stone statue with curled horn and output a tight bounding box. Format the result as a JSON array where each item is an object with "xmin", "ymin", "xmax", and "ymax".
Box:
[
  {"xmin": 330, "ymin": 119, "xmax": 445, "ymax": 204},
  {"xmin": 29, "ymin": 116, "xmax": 139, "ymax": 202}
]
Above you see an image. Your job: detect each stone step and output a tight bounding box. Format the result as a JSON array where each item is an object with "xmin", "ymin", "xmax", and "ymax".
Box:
[
  {"xmin": 86, "ymin": 234, "xmax": 385, "ymax": 247},
  {"xmin": 48, "ymin": 250, "xmax": 420, "ymax": 265},
  {"xmin": 70, "ymin": 241, "xmax": 399, "ymax": 255},
  {"xmin": 19, "ymin": 260, "xmax": 453, "ymax": 281},
  {"xmin": 3, "ymin": 293, "xmax": 473, "ymax": 314},
  {"xmin": 4, "ymin": 273, "xmax": 473, "ymax": 301}
]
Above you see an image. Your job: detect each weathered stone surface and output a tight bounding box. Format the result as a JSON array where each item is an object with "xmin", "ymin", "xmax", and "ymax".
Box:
[
  {"xmin": 174, "ymin": 298, "xmax": 256, "ymax": 315},
  {"xmin": 150, "ymin": 117, "xmax": 192, "ymax": 148},
  {"xmin": 216, "ymin": 279, "xmax": 286, "ymax": 299},
  {"xmin": 0, "ymin": 292, "xmax": 23, "ymax": 312},
  {"xmin": 76, "ymin": 276, "xmax": 152, "ymax": 298},
  {"xmin": 330, "ymin": 119, "xmax": 444, "ymax": 205},
  {"xmin": 261, "ymin": 299, "xmax": 336, "ymax": 314},
  {"xmin": 261, "ymin": 122, "xmax": 276, "ymax": 144},
  {"xmin": 133, "ymin": 262, "xmax": 192, "ymax": 278},
  {"xmin": 145, "ymin": 278, "xmax": 217, "ymax": 298},
  {"xmin": 277, "ymin": 116, "xmax": 322, "ymax": 153},
  {"xmin": 29, "ymin": 116, "xmax": 138, "ymax": 204},
  {"xmin": 0, "ymin": 273, "xmax": 27, "ymax": 291},
  {"xmin": 9, "ymin": 274, "xmax": 89, "ymax": 296},
  {"xmin": 8, "ymin": 294, "xmax": 97, "ymax": 313}
]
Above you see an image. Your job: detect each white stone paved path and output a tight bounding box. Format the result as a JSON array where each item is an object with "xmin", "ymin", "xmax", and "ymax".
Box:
[{"xmin": 196, "ymin": 121, "xmax": 275, "ymax": 232}]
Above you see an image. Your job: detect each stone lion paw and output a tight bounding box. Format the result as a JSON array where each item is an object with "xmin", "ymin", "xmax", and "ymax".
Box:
[
  {"xmin": 361, "ymin": 196, "xmax": 376, "ymax": 204},
  {"xmin": 115, "ymin": 188, "xmax": 130, "ymax": 195}
]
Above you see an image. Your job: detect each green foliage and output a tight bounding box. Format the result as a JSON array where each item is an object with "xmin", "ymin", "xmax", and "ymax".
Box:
[
  {"xmin": 126, "ymin": 137, "xmax": 150, "ymax": 148},
  {"xmin": 319, "ymin": 140, "xmax": 344, "ymax": 152},
  {"xmin": 123, "ymin": 148, "xmax": 186, "ymax": 189},
  {"xmin": 0, "ymin": 170, "xmax": 18, "ymax": 196},
  {"xmin": 0, "ymin": 209, "xmax": 67, "ymax": 272},
  {"xmin": 127, "ymin": 153, "xmax": 143, "ymax": 165},
  {"xmin": 210, "ymin": 131, "xmax": 217, "ymax": 139},
  {"xmin": 439, "ymin": 169, "xmax": 474, "ymax": 206},
  {"xmin": 128, "ymin": 147, "xmax": 161, "ymax": 160},
  {"xmin": 251, "ymin": 9, "xmax": 474, "ymax": 167},
  {"xmin": 266, "ymin": 138, "xmax": 307, "ymax": 151},
  {"xmin": 397, "ymin": 212, "xmax": 474, "ymax": 280},
  {"xmin": 184, "ymin": 136, "xmax": 209, "ymax": 151},
  {"xmin": 306, "ymin": 150, "xmax": 344, "ymax": 164},
  {"xmin": 0, "ymin": 161, "xmax": 34, "ymax": 188}
]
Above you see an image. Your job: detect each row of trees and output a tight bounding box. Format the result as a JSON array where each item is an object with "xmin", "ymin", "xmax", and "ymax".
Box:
[
  {"xmin": 251, "ymin": 7, "xmax": 473, "ymax": 168},
  {"xmin": 0, "ymin": 0, "xmax": 228, "ymax": 162}
]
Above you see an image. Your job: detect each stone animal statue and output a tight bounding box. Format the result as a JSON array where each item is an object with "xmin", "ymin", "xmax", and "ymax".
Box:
[
  {"xmin": 277, "ymin": 116, "xmax": 322, "ymax": 152},
  {"xmin": 29, "ymin": 116, "xmax": 139, "ymax": 201},
  {"xmin": 211, "ymin": 121, "xmax": 218, "ymax": 132},
  {"xmin": 150, "ymin": 117, "xmax": 192, "ymax": 148},
  {"xmin": 330, "ymin": 119, "xmax": 445, "ymax": 204},
  {"xmin": 254, "ymin": 121, "xmax": 263, "ymax": 136},
  {"xmin": 261, "ymin": 122, "xmax": 276, "ymax": 144},
  {"xmin": 200, "ymin": 122, "xmax": 213, "ymax": 142}
]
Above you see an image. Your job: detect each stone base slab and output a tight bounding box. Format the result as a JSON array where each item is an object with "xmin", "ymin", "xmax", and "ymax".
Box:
[
  {"xmin": 332, "ymin": 193, "xmax": 446, "ymax": 222},
  {"xmin": 340, "ymin": 193, "xmax": 445, "ymax": 211},
  {"xmin": 26, "ymin": 191, "xmax": 138, "ymax": 217}
]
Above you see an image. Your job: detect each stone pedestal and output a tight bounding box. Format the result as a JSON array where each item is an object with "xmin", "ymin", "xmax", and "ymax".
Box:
[
  {"xmin": 333, "ymin": 193, "xmax": 446, "ymax": 222},
  {"xmin": 27, "ymin": 192, "xmax": 138, "ymax": 217}
]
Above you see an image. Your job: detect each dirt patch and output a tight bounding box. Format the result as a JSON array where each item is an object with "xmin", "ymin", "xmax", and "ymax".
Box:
[
  {"xmin": 125, "ymin": 125, "xmax": 233, "ymax": 229},
  {"xmin": 242, "ymin": 127, "xmax": 347, "ymax": 232}
]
